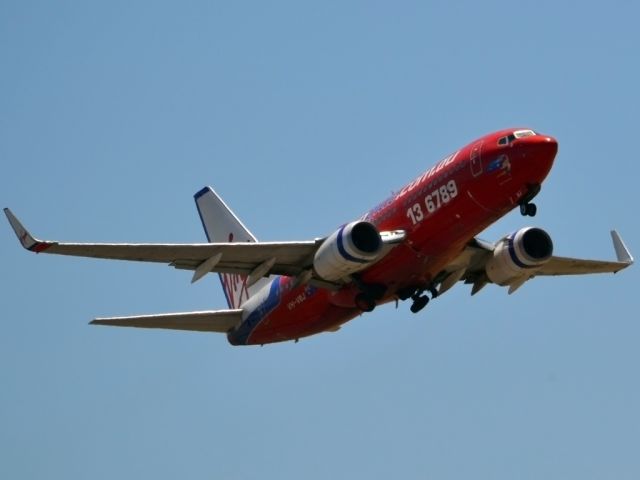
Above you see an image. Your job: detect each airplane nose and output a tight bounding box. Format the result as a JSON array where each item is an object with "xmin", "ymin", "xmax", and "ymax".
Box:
[
  {"xmin": 517, "ymin": 133, "xmax": 558, "ymax": 181},
  {"xmin": 522, "ymin": 134, "xmax": 558, "ymax": 162},
  {"xmin": 540, "ymin": 135, "xmax": 558, "ymax": 156}
]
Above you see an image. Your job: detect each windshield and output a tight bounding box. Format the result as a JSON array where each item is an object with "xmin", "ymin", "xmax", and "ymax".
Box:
[
  {"xmin": 498, "ymin": 129, "xmax": 537, "ymax": 145},
  {"xmin": 513, "ymin": 129, "xmax": 536, "ymax": 139}
]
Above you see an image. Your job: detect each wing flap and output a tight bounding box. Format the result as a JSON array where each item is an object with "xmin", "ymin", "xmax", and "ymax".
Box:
[{"xmin": 90, "ymin": 309, "xmax": 243, "ymax": 332}]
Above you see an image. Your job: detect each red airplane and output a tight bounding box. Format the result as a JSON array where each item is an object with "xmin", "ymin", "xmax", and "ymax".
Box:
[{"xmin": 5, "ymin": 128, "xmax": 633, "ymax": 346}]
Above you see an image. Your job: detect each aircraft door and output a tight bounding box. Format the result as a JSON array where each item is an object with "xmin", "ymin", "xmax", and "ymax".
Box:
[{"xmin": 470, "ymin": 142, "xmax": 483, "ymax": 177}]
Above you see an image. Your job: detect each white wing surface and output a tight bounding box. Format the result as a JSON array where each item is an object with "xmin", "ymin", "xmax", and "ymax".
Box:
[
  {"xmin": 4, "ymin": 208, "xmax": 405, "ymax": 290},
  {"xmin": 4, "ymin": 207, "xmax": 320, "ymax": 281}
]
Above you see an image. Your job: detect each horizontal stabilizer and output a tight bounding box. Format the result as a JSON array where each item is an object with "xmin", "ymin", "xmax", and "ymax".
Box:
[{"xmin": 90, "ymin": 309, "xmax": 243, "ymax": 333}]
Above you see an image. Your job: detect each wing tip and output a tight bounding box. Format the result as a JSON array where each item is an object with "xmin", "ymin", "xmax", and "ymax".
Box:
[
  {"xmin": 610, "ymin": 230, "xmax": 634, "ymax": 266},
  {"xmin": 4, "ymin": 208, "xmax": 49, "ymax": 252}
]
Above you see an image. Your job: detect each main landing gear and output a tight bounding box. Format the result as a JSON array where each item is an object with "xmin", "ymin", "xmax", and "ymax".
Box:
[
  {"xmin": 354, "ymin": 282, "xmax": 387, "ymax": 313},
  {"xmin": 355, "ymin": 281, "xmax": 440, "ymax": 315},
  {"xmin": 397, "ymin": 285, "xmax": 439, "ymax": 314},
  {"xmin": 410, "ymin": 294, "xmax": 429, "ymax": 313},
  {"xmin": 355, "ymin": 293, "xmax": 376, "ymax": 312}
]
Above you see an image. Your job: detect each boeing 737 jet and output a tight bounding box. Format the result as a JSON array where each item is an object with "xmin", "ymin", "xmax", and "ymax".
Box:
[{"xmin": 5, "ymin": 128, "xmax": 633, "ymax": 345}]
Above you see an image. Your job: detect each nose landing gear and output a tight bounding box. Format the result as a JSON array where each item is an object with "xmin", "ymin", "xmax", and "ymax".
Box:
[
  {"xmin": 519, "ymin": 183, "xmax": 540, "ymax": 217},
  {"xmin": 520, "ymin": 202, "xmax": 537, "ymax": 217}
]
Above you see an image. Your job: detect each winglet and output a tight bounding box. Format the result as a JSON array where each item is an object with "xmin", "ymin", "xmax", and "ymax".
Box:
[
  {"xmin": 611, "ymin": 230, "xmax": 633, "ymax": 265},
  {"xmin": 4, "ymin": 208, "xmax": 51, "ymax": 252}
]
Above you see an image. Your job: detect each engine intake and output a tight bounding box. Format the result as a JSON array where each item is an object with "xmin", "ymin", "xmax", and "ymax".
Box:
[
  {"xmin": 486, "ymin": 227, "xmax": 553, "ymax": 285},
  {"xmin": 314, "ymin": 221, "xmax": 383, "ymax": 281}
]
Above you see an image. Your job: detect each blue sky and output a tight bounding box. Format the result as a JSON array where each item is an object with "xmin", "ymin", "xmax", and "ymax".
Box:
[{"xmin": 2, "ymin": 1, "xmax": 639, "ymax": 478}]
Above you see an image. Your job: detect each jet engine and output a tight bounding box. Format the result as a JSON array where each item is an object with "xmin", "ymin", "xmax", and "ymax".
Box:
[
  {"xmin": 486, "ymin": 227, "xmax": 553, "ymax": 285},
  {"xmin": 313, "ymin": 221, "xmax": 383, "ymax": 281}
]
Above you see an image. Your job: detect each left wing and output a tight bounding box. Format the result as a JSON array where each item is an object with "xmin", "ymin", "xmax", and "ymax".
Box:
[
  {"xmin": 537, "ymin": 230, "xmax": 633, "ymax": 276},
  {"xmin": 436, "ymin": 229, "xmax": 633, "ymax": 296}
]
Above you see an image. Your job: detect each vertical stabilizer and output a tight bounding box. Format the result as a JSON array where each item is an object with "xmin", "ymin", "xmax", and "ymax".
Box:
[{"xmin": 194, "ymin": 187, "xmax": 269, "ymax": 308}]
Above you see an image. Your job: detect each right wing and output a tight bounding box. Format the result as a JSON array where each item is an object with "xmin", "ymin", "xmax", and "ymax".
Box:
[
  {"xmin": 5, "ymin": 208, "xmax": 403, "ymax": 290},
  {"xmin": 90, "ymin": 309, "xmax": 243, "ymax": 332}
]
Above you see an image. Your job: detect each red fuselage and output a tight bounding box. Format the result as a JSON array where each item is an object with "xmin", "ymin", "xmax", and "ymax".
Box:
[{"xmin": 228, "ymin": 128, "xmax": 558, "ymax": 345}]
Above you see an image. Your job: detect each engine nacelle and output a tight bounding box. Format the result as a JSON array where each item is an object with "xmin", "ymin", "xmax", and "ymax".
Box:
[
  {"xmin": 314, "ymin": 221, "xmax": 383, "ymax": 281},
  {"xmin": 486, "ymin": 227, "xmax": 554, "ymax": 285}
]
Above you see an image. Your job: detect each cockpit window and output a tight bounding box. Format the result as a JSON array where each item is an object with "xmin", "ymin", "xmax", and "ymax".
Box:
[
  {"xmin": 498, "ymin": 134, "xmax": 516, "ymax": 146},
  {"xmin": 513, "ymin": 129, "xmax": 536, "ymax": 139},
  {"xmin": 498, "ymin": 129, "xmax": 536, "ymax": 145}
]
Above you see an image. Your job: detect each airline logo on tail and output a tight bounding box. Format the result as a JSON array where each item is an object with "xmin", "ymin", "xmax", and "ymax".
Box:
[{"xmin": 194, "ymin": 187, "xmax": 269, "ymax": 309}]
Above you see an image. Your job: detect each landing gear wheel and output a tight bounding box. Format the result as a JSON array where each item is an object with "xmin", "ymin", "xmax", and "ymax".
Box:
[
  {"xmin": 355, "ymin": 293, "xmax": 376, "ymax": 312},
  {"xmin": 520, "ymin": 202, "xmax": 537, "ymax": 217},
  {"xmin": 526, "ymin": 203, "xmax": 537, "ymax": 216},
  {"xmin": 410, "ymin": 295, "xmax": 429, "ymax": 313}
]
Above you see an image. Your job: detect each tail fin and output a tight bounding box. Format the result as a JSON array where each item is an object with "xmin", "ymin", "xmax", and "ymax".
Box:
[{"xmin": 194, "ymin": 187, "xmax": 269, "ymax": 308}]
